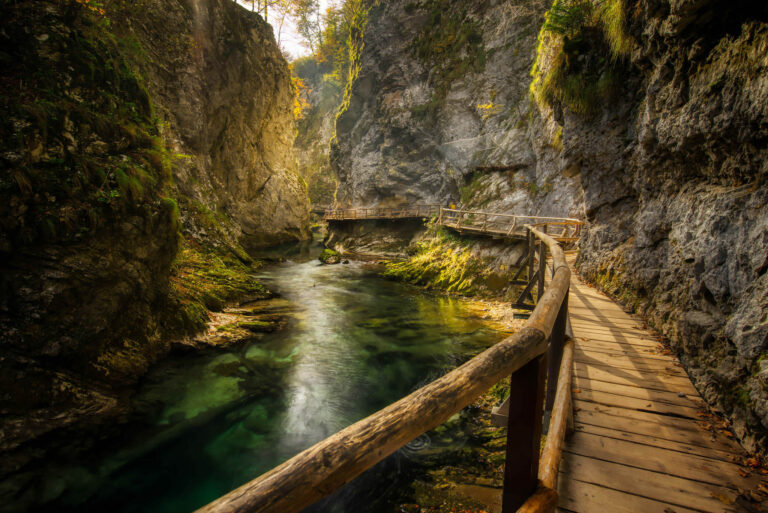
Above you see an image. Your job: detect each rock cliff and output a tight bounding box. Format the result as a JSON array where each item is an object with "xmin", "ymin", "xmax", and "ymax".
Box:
[
  {"xmin": 330, "ymin": 0, "xmax": 582, "ymax": 218},
  {"xmin": 0, "ymin": 0, "xmax": 308, "ymax": 488},
  {"xmin": 550, "ymin": 0, "xmax": 768, "ymax": 453},
  {"xmin": 331, "ymin": 0, "xmax": 768, "ymax": 454}
]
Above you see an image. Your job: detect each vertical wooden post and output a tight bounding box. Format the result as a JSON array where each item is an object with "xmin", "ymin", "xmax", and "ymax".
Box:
[
  {"xmin": 537, "ymin": 238, "xmax": 546, "ymax": 302},
  {"xmin": 546, "ymin": 290, "xmax": 569, "ymax": 412},
  {"xmin": 527, "ymin": 230, "xmax": 535, "ymax": 283},
  {"xmin": 502, "ymin": 354, "xmax": 547, "ymax": 512}
]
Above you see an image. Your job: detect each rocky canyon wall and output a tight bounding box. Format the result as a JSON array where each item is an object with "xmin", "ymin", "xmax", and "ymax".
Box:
[
  {"xmin": 330, "ymin": 0, "xmax": 582, "ymax": 218},
  {"xmin": 0, "ymin": 0, "xmax": 308, "ymax": 484},
  {"xmin": 331, "ymin": 0, "xmax": 768, "ymax": 454},
  {"xmin": 551, "ymin": 0, "xmax": 768, "ymax": 453}
]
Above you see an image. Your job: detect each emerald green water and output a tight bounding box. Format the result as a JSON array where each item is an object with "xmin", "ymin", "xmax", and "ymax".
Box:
[{"xmin": 30, "ymin": 252, "xmax": 503, "ymax": 513}]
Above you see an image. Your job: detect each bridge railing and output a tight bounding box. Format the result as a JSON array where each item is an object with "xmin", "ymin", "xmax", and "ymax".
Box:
[
  {"xmin": 437, "ymin": 208, "xmax": 583, "ymax": 242},
  {"xmin": 197, "ymin": 223, "xmax": 575, "ymax": 513},
  {"xmin": 324, "ymin": 204, "xmax": 441, "ymax": 220}
]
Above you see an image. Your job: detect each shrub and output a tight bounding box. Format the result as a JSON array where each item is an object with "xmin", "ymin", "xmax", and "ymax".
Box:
[{"xmin": 530, "ymin": 0, "xmax": 633, "ymax": 115}]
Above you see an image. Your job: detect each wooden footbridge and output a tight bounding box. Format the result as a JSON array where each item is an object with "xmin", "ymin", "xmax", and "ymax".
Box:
[{"xmin": 198, "ymin": 206, "xmax": 757, "ymax": 513}]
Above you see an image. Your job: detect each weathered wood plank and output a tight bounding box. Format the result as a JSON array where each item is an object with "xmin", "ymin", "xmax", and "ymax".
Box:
[
  {"xmin": 574, "ymin": 339, "xmax": 674, "ymax": 358},
  {"xmin": 559, "ymin": 454, "xmax": 741, "ymax": 513},
  {"xmin": 573, "ymin": 423, "xmax": 741, "ymax": 463},
  {"xmin": 573, "ymin": 407, "xmax": 738, "ymax": 453},
  {"xmin": 572, "ymin": 375, "xmax": 703, "ymax": 407},
  {"xmin": 557, "ymin": 478, "xmax": 701, "ymax": 513},
  {"xmin": 564, "ymin": 431, "xmax": 762, "ymax": 489},
  {"xmin": 573, "ymin": 362, "xmax": 698, "ymax": 394},
  {"xmin": 573, "ymin": 388, "xmax": 701, "ymax": 418}
]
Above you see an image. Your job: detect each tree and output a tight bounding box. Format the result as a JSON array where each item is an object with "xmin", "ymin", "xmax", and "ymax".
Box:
[{"xmin": 292, "ymin": 0, "xmax": 322, "ymax": 53}]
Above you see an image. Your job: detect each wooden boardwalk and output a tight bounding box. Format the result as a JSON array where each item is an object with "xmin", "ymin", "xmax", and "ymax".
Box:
[{"xmin": 558, "ymin": 269, "xmax": 757, "ymax": 513}]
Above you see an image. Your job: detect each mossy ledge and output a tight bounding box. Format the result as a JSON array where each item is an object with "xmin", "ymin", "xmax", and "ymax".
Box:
[{"xmin": 382, "ymin": 225, "xmax": 523, "ymax": 299}]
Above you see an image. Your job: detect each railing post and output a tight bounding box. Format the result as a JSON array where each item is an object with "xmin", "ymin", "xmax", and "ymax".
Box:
[
  {"xmin": 546, "ymin": 290, "xmax": 569, "ymax": 412},
  {"xmin": 502, "ymin": 354, "xmax": 547, "ymax": 512},
  {"xmin": 537, "ymin": 236, "xmax": 546, "ymax": 301},
  {"xmin": 527, "ymin": 229, "xmax": 535, "ymax": 282}
]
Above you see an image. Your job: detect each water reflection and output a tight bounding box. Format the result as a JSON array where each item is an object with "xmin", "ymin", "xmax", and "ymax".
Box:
[{"xmin": 30, "ymin": 258, "xmax": 501, "ymax": 513}]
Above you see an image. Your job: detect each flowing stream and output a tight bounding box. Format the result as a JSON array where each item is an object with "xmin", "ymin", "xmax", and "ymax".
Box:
[{"xmin": 34, "ymin": 243, "xmax": 504, "ymax": 513}]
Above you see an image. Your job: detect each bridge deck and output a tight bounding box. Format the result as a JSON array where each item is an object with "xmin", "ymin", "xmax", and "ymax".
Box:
[{"xmin": 557, "ymin": 270, "xmax": 757, "ymax": 513}]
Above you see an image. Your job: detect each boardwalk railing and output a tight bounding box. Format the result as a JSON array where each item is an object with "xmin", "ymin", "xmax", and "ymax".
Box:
[
  {"xmin": 323, "ymin": 204, "xmax": 441, "ymax": 220},
  {"xmin": 198, "ymin": 220, "xmax": 577, "ymax": 513},
  {"xmin": 323, "ymin": 205, "xmax": 583, "ymax": 242},
  {"xmin": 437, "ymin": 208, "xmax": 583, "ymax": 242}
]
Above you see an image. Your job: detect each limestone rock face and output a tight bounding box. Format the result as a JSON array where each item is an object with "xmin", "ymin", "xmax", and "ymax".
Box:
[
  {"xmin": 134, "ymin": 0, "xmax": 310, "ymax": 248},
  {"xmin": 564, "ymin": 3, "xmax": 768, "ymax": 452},
  {"xmin": 0, "ymin": 0, "xmax": 308, "ymax": 482},
  {"xmin": 330, "ymin": 0, "xmax": 582, "ymax": 218},
  {"xmin": 331, "ymin": 0, "xmax": 768, "ymax": 455}
]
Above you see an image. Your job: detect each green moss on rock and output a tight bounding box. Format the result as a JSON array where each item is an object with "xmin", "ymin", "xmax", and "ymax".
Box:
[
  {"xmin": 383, "ymin": 226, "xmax": 516, "ymax": 297},
  {"xmin": 319, "ymin": 248, "xmax": 342, "ymax": 264}
]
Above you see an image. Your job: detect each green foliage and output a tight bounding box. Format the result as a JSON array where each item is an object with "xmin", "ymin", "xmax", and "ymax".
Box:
[
  {"xmin": 319, "ymin": 248, "xmax": 341, "ymax": 263},
  {"xmin": 168, "ymin": 242, "xmax": 269, "ymax": 334},
  {"xmin": 460, "ymin": 173, "xmax": 488, "ymax": 205},
  {"xmin": 530, "ymin": 0, "xmax": 632, "ymax": 116},
  {"xmin": 293, "ymin": 0, "xmax": 370, "ymax": 205},
  {"xmin": 383, "ymin": 226, "xmax": 489, "ymax": 295}
]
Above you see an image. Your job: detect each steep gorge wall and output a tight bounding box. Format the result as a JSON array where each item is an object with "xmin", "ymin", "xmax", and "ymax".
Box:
[
  {"xmin": 0, "ymin": 0, "xmax": 308, "ymax": 485},
  {"xmin": 330, "ymin": 0, "xmax": 582, "ymax": 218},
  {"xmin": 331, "ymin": 0, "xmax": 768, "ymax": 454},
  {"xmin": 552, "ymin": 0, "xmax": 768, "ymax": 453}
]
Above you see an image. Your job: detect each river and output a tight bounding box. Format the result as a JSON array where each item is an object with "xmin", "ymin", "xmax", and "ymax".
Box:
[{"xmin": 30, "ymin": 242, "xmax": 505, "ymax": 513}]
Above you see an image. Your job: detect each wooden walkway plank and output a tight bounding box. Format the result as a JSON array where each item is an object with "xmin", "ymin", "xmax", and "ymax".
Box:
[
  {"xmin": 573, "ymin": 408, "xmax": 739, "ymax": 453},
  {"xmin": 573, "ymin": 388, "xmax": 701, "ymax": 418},
  {"xmin": 559, "ymin": 454, "xmax": 742, "ymax": 513},
  {"xmin": 561, "ymin": 270, "xmax": 758, "ymax": 512},
  {"xmin": 557, "ymin": 478, "xmax": 702, "ymax": 513},
  {"xmin": 572, "ymin": 375, "xmax": 703, "ymax": 407}
]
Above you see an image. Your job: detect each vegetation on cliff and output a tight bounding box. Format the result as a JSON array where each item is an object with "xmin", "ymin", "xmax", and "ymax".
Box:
[
  {"xmin": 0, "ymin": 0, "xmax": 176, "ymax": 251},
  {"xmin": 383, "ymin": 226, "xmax": 518, "ymax": 298},
  {"xmin": 0, "ymin": 0, "xmax": 305, "ymax": 481},
  {"xmin": 530, "ymin": 0, "xmax": 633, "ymax": 114},
  {"xmin": 293, "ymin": 0, "xmax": 373, "ymax": 205}
]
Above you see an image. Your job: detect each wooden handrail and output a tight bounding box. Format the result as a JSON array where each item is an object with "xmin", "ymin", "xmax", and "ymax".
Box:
[
  {"xmin": 197, "ymin": 328, "xmax": 549, "ymax": 513},
  {"xmin": 198, "ymin": 223, "xmax": 575, "ymax": 513},
  {"xmin": 539, "ymin": 338, "xmax": 574, "ymax": 489}
]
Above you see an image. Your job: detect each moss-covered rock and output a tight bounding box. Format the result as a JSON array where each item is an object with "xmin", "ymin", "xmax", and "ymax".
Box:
[
  {"xmin": 319, "ymin": 248, "xmax": 342, "ymax": 264},
  {"xmin": 0, "ymin": 0, "xmax": 307, "ymax": 484},
  {"xmin": 383, "ymin": 225, "xmax": 525, "ymax": 298}
]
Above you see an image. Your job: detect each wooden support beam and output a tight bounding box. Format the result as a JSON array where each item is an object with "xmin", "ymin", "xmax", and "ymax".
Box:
[
  {"xmin": 540, "ymin": 338, "xmax": 574, "ymax": 489},
  {"xmin": 502, "ymin": 354, "xmax": 547, "ymax": 512},
  {"xmin": 515, "ymin": 485, "xmax": 558, "ymax": 513}
]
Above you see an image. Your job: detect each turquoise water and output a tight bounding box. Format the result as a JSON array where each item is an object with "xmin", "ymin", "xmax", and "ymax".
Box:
[{"xmin": 31, "ymin": 252, "xmax": 502, "ymax": 513}]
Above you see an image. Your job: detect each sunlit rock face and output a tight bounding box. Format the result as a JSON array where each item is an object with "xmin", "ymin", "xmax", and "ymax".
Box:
[
  {"xmin": 137, "ymin": 0, "xmax": 309, "ymax": 248},
  {"xmin": 555, "ymin": 2, "xmax": 768, "ymax": 453},
  {"xmin": 330, "ymin": 0, "xmax": 582, "ymax": 217}
]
